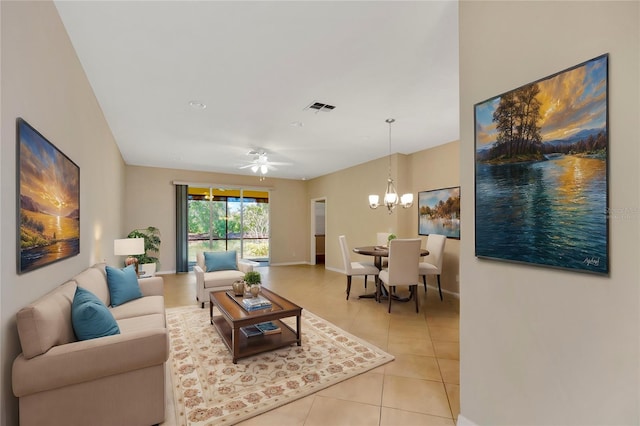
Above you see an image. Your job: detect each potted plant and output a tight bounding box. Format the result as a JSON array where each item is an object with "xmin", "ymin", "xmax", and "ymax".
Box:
[
  {"xmin": 244, "ymin": 271, "xmax": 262, "ymax": 297},
  {"xmin": 387, "ymin": 233, "xmax": 397, "ymax": 245},
  {"xmin": 127, "ymin": 226, "xmax": 161, "ymax": 274}
]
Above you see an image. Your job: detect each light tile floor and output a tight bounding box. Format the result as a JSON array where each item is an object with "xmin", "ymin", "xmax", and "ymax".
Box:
[{"xmin": 162, "ymin": 264, "xmax": 459, "ymax": 426}]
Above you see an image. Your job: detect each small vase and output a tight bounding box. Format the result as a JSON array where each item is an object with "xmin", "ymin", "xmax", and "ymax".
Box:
[
  {"xmin": 249, "ymin": 285, "xmax": 260, "ymax": 298},
  {"xmin": 232, "ymin": 280, "xmax": 245, "ymax": 297}
]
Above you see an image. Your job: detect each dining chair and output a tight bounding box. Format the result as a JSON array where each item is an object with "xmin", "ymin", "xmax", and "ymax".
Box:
[
  {"xmin": 419, "ymin": 234, "xmax": 447, "ymax": 301},
  {"xmin": 376, "ymin": 232, "xmax": 391, "ymax": 267},
  {"xmin": 338, "ymin": 235, "xmax": 380, "ymax": 300},
  {"xmin": 379, "ymin": 238, "xmax": 421, "ymax": 313}
]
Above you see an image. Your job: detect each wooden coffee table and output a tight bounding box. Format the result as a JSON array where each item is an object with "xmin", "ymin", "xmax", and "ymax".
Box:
[{"xmin": 209, "ymin": 287, "xmax": 302, "ymax": 363}]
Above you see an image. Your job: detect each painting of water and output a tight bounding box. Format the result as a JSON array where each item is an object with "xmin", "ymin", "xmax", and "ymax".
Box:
[
  {"xmin": 474, "ymin": 54, "xmax": 608, "ymax": 275},
  {"xmin": 419, "ymin": 187, "xmax": 460, "ymax": 239},
  {"xmin": 17, "ymin": 118, "xmax": 80, "ymax": 273}
]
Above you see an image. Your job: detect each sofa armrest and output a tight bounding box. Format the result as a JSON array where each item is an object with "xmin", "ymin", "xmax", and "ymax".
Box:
[
  {"xmin": 138, "ymin": 276, "xmax": 164, "ymax": 296},
  {"xmin": 13, "ymin": 328, "xmax": 168, "ymax": 397},
  {"xmin": 238, "ymin": 259, "xmax": 259, "ymax": 273},
  {"xmin": 194, "ymin": 265, "xmax": 205, "ymax": 302},
  {"xmin": 194, "ymin": 264, "xmax": 205, "ymax": 284}
]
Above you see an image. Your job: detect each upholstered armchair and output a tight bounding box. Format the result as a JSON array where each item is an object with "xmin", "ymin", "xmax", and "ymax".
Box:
[{"xmin": 194, "ymin": 251, "xmax": 259, "ymax": 308}]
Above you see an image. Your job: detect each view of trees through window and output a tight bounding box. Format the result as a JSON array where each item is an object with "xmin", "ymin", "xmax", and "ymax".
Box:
[{"xmin": 187, "ymin": 188, "xmax": 269, "ymax": 267}]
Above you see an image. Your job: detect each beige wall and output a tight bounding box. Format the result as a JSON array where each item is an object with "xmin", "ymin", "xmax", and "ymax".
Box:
[
  {"xmin": 124, "ymin": 166, "xmax": 309, "ymax": 270},
  {"xmin": 410, "ymin": 141, "xmax": 460, "ymax": 294},
  {"xmin": 0, "ymin": 2, "xmax": 126, "ymax": 425},
  {"xmin": 459, "ymin": 1, "xmax": 639, "ymax": 425},
  {"xmin": 307, "ymin": 141, "xmax": 461, "ymax": 296}
]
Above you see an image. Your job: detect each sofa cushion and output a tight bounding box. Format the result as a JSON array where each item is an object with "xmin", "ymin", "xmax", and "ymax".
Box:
[
  {"xmin": 110, "ymin": 295, "xmax": 165, "ymax": 321},
  {"xmin": 71, "ymin": 287, "xmax": 120, "ymax": 341},
  {"xmin": 204, "ymin": 251, "xmax": 238, "ymax": 272},
  {"xmin": 16, "ymin": 281, "xmax": 77, "ymax": 360},
  {"xmin": 73, "ymin": 265, "xmax": 110, "ymax": 306},
  {"xmin": 116, "ymin": 313, "xmax": 167, "ymax": 334},
  {"xmin": 203, "ymin": 269, "xmax": 245, "ymax": 288},
  {"xmin": 106, "ymin": 265, "xmax": 143, "ymax": 307}
]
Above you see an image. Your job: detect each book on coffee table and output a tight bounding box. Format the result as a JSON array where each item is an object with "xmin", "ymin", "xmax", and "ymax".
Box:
[
  {"xmin": 242, "ymin": 295, "xmax": 272, "ymax": 311},
  {"xmin": 255, "ymin": 321, "xmax": 281, "ymax": 335},
  {"xmin": 240, "ymin": 325, "xmax": 263, "ymax": 338}
]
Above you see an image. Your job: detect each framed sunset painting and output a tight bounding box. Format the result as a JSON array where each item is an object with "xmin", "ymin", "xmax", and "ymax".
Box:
[
  {"xmin": 17, "ymin": 118, "xmax": 80, "ymax": 273},
  {"xmin": 474, "ymin": 54, "xmax": 608, "ymax": 275}
]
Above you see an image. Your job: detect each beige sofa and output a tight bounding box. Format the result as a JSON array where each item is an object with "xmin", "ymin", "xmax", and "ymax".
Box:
[
  {"xmin": 194, "ymin": 251, "xmax": 259, "ymax": 307},
  {"xmin": 12, "ymin": 263, "xmax": 168, "ymax": 426}
]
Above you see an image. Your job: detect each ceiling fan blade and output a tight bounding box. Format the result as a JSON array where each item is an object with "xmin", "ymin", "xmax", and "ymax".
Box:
[{"xmin": 265, "ymin": 161, "xmax": 291, "ymax": 166}]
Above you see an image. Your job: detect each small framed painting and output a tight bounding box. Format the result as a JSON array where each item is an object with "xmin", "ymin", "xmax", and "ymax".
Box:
[
  {"xmin": 418, "ymin": 187, "xmax": 460, "ymax": 239},
  {"xmin": 17, "ymin": 118, "xmax": 80, "ymax": 273}
]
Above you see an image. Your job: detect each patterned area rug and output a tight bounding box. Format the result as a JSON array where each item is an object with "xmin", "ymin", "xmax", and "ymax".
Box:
[{"xmin": 166, "ymin": 305, "xmax": 394, "ymax": 425}]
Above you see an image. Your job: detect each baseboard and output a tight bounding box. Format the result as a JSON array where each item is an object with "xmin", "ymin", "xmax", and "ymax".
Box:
[
  {"xmin": 267, "ymin": 261, "xmax": 309, "ymax": 266},
  {"xmin": 457, "ymin": 414, "xmax": 479, "ymax": 426},
  {"xmin": 425, "ymin": 283, "xmax": 460, "ymax": 299}
]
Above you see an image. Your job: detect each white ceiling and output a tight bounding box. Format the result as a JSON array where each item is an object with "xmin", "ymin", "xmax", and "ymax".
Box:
[{"xmin": 54, "ymin": 1, "xmax": 459, "ymax": 181}]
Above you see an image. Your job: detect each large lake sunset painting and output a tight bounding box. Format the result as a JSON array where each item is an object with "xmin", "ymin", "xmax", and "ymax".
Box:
[
  {"xmin": 474, "ymin": 54, "xmax": 608, "ymax": 275},
  {"xmin": 17, "ymin": 119, "xmax": 79, "ymax": 273}
]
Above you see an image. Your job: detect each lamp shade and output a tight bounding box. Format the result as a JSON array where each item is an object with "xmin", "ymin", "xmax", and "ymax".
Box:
[
  {"xmin": 400, "ymin": 193, "xmax": 414, "ymax": 207},
  {"xmin": 114, "ymin": 238, "xmax": 145, "ymax": 256}
]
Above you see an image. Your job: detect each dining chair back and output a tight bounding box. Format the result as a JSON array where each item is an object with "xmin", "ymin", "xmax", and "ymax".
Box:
[
  {"xmin": 376, "ymin": 232, "xmax": 391, "ymax": 246},
  {"xmin": 379, "ymin": 238, "xmax": 421, "ymax": 313},
  {"xmin": 339, "ymin": 235, "xmax": 379, "ymax": 300},
  {"xmin": 419, "ymin": 234, "xmax": 447, "ymax": 300},
  {"xmin": 376, "ymin": 232, "xmax": 391, "ymax": 267}
]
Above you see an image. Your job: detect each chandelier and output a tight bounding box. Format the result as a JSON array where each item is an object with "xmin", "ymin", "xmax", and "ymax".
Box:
[{"xmin": 368, "ymin": 118, "xmax": 413, "ymax": 213}]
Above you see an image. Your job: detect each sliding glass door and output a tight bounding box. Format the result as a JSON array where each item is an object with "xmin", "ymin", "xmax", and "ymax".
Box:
[{"xmin": 187, "ymin": 187, "xmax": 269, "ymax": 269}]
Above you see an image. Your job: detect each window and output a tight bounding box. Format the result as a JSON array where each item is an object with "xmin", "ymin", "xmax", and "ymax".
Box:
[{"xmin": 187, "ymin": 187, "xmax": 269, "ymax": 269}]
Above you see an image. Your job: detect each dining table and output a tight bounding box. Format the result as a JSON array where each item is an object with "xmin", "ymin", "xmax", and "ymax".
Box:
[{"xmin": 353, "ymin": 245, "xmax": 429, "ymax": 302}]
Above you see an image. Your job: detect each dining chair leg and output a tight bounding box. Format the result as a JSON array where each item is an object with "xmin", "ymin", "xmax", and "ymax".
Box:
[
  {"xmin": 364, "ymin": 275, "xmax": 368, "ymax": 290},
  {"xmin": 422, "ymin": 275, "xmax": 427, "ymax": 291},
  {"xmin": 346, "ymin": 276, "xmax": 352, "ymax": 300},
  {"xmin": 375, "ymin": 276, "xmax": 380, "ymax": 302},
  {"xmin": 437, "ymin": 275, "xmax": 443, "ymax": 301},
  {"xmin": 412, "ymin": 285, "xmax": 419, "ymax": 313},
  {"xmin": 388, "ymin": 286, "xmax": 393, "ymax": 313}
]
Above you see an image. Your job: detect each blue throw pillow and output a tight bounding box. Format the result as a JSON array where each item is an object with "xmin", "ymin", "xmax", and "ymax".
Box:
[
  {"xmin": 105, "ymin": 264, "xmax": 143, "ymax": 307},
  {"xmin": 204, "ymin": 251, "xmax": 238, "ymax": 272},
  {"xmin": 71, "ymin": 287, "xmax": 120, "ymax": 341}
]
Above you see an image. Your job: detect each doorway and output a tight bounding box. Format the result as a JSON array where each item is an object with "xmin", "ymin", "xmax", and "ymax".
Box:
[{"xmin": 311, "ymin": 198, "xmax": 326, "ymax": 265}]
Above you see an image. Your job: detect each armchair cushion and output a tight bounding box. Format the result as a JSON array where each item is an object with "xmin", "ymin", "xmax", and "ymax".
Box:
[
  {"xmin": 71, "ymin": 287, "xmax": 120, "ymax": 341},
  {"xmin": 106, "ymin": 265, "xmax": 142, "ymax": 307},
  {"xmin": 204, "ymin": 250, "xmax": 238, "ymax": 272}
]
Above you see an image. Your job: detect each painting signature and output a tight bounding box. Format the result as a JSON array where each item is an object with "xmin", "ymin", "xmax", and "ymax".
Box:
[{"xmin": 583, "ymin": 257, "xmax": 600, "ymax": 267}]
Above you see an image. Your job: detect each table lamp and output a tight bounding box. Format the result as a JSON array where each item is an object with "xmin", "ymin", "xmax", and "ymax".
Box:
[{"xmin": 114, "ymin": 238, "xmax": 145, "ymax": 275}]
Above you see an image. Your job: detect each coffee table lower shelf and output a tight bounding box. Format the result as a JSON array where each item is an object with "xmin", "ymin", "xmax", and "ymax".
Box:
[{"xmin": 211, "ymin": 316, "xmax": 300, "ymax": 363}]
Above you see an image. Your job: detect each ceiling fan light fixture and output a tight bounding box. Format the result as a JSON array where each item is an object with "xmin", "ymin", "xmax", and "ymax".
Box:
[
  {"xmin": 260, "ymin": 164, "xmax": 268, "ymax": 174},
  {"xmin": 251, "ymin": 165, "xmax": 259, "ymax": 173}
]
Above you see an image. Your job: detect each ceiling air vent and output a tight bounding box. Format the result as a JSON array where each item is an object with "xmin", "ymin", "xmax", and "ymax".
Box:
[{"xmin": 304, "ymin": 101, "xmax": 336, "ymax": 112}]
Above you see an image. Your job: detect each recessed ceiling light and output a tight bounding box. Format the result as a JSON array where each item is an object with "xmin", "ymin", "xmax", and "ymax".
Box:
[
  {"xmin": 290, "ymin": 121, "xmax": 304, "ymax": 127},
  {"xmin": 188, "ymin": 100, "xmax": 207, "ymax": 110}
]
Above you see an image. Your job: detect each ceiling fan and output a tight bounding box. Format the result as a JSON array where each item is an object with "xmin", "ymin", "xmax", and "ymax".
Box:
[{"xmin": 238, "ymin": 150, "xmax": 291, "ymax": 179}]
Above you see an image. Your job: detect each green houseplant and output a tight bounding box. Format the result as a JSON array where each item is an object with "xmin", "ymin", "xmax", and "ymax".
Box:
[
  {"xmin": 243, "ymin": 271, "xmax": 262, "ymax": 297},
  {"xmin": 244, "ymin": 271, "xmax": 261, "ymax": 286},
  {"xmin": 127, "ymin": 226, "xmax": 161, "ymax": 267},
  {"xmin": 387, "ymin": 233, "xmax": 397, "ymax": 244}
]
